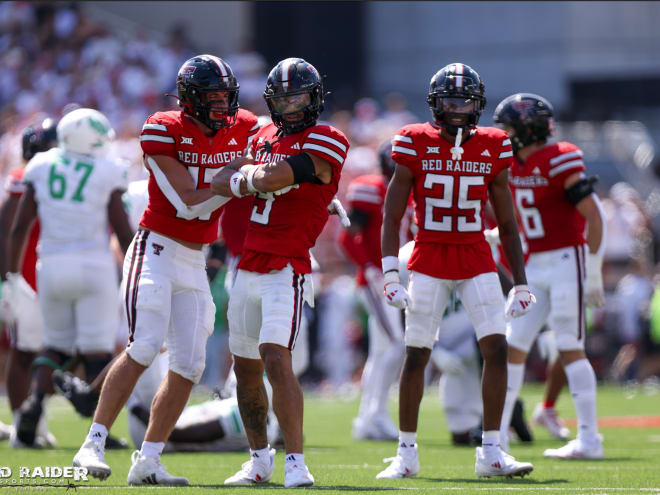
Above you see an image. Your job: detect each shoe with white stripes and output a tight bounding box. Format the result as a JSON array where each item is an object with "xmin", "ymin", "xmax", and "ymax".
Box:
[
  {"xmin": 544, "ymin": 435, "xmax": 603, "ymax": 459},
  {"xmin": 376, "ymin": 444, "xmax": 420, "ymax": 479},
  {"xmin": 475, "ymin": 447, "xmax": 534, "ymax": 478},
  {"xmin": 127, "ymin": 450, "xmax": 189, "ymax": 486}
]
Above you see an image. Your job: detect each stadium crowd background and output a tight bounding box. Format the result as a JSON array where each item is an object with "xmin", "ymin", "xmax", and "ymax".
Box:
[{"xmin": 0, "ymin": 1, "xmax": 659, "ymax": 397}]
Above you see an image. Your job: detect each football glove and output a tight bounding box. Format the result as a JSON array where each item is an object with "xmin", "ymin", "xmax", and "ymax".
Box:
[
  {"xmin": 328, "ymin": 197, "xmax": 351, "ymax": 228},
  {"xmin": 585, "ymin": 253, "xmax": 605, "ymax": 308},
  {"xmin": 536, "ymin": 330, "xmax": 558, "ymax": 363},
  {"xmin": 484, "ymin": 227, "xmax": 500, "ymax": 249},
  {"xmin": 505, "ymin": 284, "xmax": 536, "ymax": 321},
  {"xmin": 1, "ymin": 273, "xmax": 38, "ymax": 324},
  {"xmin": 383, "ymin": 271, "xmax": 410, "ymax": 309}
]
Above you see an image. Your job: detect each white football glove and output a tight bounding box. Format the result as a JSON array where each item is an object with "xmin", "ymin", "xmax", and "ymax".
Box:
[
  {"xmin": 1, "ymin": 273, "xmax": 38, "ymax": 324},
  {"xmin": 585, "ymin": 253, "xmax": 605, "ymax": 308},
  {"xmin": 273, "ymin": 184, "xmax": 300, "ymax": 196},
  {"xmin": 505, "ymin": 284, "xmax": 536, "ymax": 321},
  {"xmin": 328, "ymin": 197, "xmax": 351, "ymax": 228},
  {"xmin": 536, "ymin": 330, "xmax": 559, "ymax": 363},
  {"xmin": 484, "ymin": 227, "xmax": 500, "ymax": 249},
  {"xmin": 431, "ymin": 347, "xmax": 465, "ymax": 376},
  {"xmin": 383, "ymin": 271, "xmax": 410, "ymax": 309}
]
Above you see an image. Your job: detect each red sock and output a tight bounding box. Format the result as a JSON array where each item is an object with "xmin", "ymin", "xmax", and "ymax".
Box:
[{"xmin": 544, "ymin": 399, "xmax": 556, "ymax": 409}]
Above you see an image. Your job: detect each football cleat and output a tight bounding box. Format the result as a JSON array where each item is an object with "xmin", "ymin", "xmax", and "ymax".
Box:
[
  {"xmin": 475, "ymin": 447, "xmax": 533, "ymax": 478},
  {"xmin": 73, "ymin": 438, "xmax": 111, "ymax": 480},
  {"xmin": 15, "ymin": 394, "xmax": 42, "ymax": 446},
  {"xmin": 376, "ymin": 445, "xmax": 420, "ymax": 479},
  {"xmin": 0, "ymin": 421, "xmax": 12, "ymax": 441},
  {"xmin": 224, "ymin": 448, "xmax": 275, "ymax": 485},
  {"xmin": 127, "ymin": 450, "xmax": 189, "ymax": 486},
  {"xmin": 543, "ymin": 435, "xmax": 603, "ymax": 459},
  {"xmin": 284, "ymin": 455, "xmax": 314, "ymax": 488},
  {"xmin": 53, "ymin": 370, "xmax": 99, "ymax": 418},
  {"xmin": 532, "ymin": 403, "xmax": 570, "ymax": 440}
]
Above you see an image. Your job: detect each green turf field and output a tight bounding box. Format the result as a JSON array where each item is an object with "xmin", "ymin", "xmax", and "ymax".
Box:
[{"xmin": 0, "ymin": 383, "xmax": 659, "ymax": 493}]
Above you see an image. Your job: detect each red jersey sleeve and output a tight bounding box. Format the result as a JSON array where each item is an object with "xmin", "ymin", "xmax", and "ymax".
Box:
[
  {"xmin": 346, "ymin": 180, "xmax": 383, "ymax": 215},
  {"xmin": 492, "ymin": 131, "xmax": 514, "ymax": 178},
  {"xmin": 391, "ymin": 126, "xmax": 419, "ymax": 168},
  {"xmin": 139, "ymin": 113, "xmax": 179, "ymax": 159},
  {"xmin": 547, "ymin": 142, "xmax": 586, "ymax": 187},
  {"xmin": 301, "ymin": 126, "xmax": 349, "ymax": 171}
]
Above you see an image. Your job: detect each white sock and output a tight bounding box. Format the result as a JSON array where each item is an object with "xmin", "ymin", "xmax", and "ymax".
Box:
[
  {"xmin": 482, "ymin": 430, "xmax": 500, "ymax": 457},
  {"xmin": 499, "ymin": 362, "xmax": 525, "ymax": 445},
  {"xmin": 250, "ymin": 446, "xmax": 272, "ymax": 464},
  {"xmin": 564, "ymin": 359, "xmax": 598, "ymax": 442},
  {"xmin": 140, "ymin": 440, "xmax": 165, "ymax": 460},
  {"xmin": 285, "ymin": 453, "xmax": 304, "ymax": 467},
  {"xmin": 87, "ymin": 423, "xmax": 108, "ymax": 445},
  {"xmin": 398, "ymin": 431, "xmax": 417, "ymax": 449}
]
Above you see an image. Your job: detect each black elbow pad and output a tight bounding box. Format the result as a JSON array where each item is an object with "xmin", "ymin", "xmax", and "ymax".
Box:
[
  {"xmin": 565, "ymin": 176, "xmax": 598, "ymax": 205},
  {"xmin": 287, "ymin": 153, "xmax": 323, "ymax": 185}
]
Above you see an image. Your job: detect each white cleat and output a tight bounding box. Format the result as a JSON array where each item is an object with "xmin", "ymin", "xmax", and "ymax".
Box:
[
  {"xmin": 376, "ymin": 445, "xmax": 420, "ymax": 479},
  {"xmin": 224, "ymin": 448, "xmax": 275, "ymax": 485},
  {"xmin": 475, "ymin": 447, "xmax": 534, "ymax": 478},
  {"xmin": 127, "ymin": 450, "xmax": 189, "ymax": 486},
  {"xmin": 543, "ymin": 435, "xmax": 603, "ymax": 459},
  {"xmin": 371, "ymin": 414, "xmax": 399, "ymax": 441},
  {"xmin": 284, "ymin": 456, "xmax": 314, "ymax": 488},
  {"xmin": 0, "ymin": 421, "xmax": 11, "ymax": 441},
  {"xmin": 532, "ymin": 403, "xmax": 570, "ymax": 440},
  {"xmin": 73, "ymin": 439, "xmax": 111, "ymax": 481}
]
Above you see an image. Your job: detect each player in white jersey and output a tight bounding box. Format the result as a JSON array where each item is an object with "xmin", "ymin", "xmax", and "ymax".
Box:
[{"xmin": 6, "ymin": 108, "xmax": 134, "ymax": 446}]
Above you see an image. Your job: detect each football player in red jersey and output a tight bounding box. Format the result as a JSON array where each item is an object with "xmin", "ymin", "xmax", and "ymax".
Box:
[
  {"xmin": 0, "ymin": 118, "xmax": 56, "ymax": 445},
  {"xmin": 493, "ymin": 93, "xmax": 606, "ymax": 459},
  {"xmin": 211, "ymin": 57, "xmax": 349, "ymax": 488},
  {"xmin": 377, "ymin": 63, "xmax": 535, "ymax": 480},
  {"xmin": 73, "ymin": 55, "xmax": 259, "ymax": 486},
  {"xmin": 338, "ymin": 142, "xmax": 405, "ymax": 441}
]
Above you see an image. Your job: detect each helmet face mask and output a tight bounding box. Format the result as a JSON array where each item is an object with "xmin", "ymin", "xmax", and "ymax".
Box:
[
  {"xmin": 22, "ymin": 117, "xmax": 58, "ymax": 161},
  {"xmin": 493, "ymin": 93, "xmax": 554, "ymax": 153},
  {"xmin": 264, "ymin": 58, "xmax": 324, "ymax": 135},
  {"xmin": 177, "ymin": 55, "xmax": 240, "ymax": 131},
  {"xmin": 426, "ymin": 62, "xmax": 486, "ymax": 136},
  {"xmin": 56, "ymin": 108, "xmax": 115, "ymax": 157}
]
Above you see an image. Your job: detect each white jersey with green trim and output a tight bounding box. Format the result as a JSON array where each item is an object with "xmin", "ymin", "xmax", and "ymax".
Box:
[{"xmin": 23, "ymin": 148, "xmax": 128, "ymax": 255}]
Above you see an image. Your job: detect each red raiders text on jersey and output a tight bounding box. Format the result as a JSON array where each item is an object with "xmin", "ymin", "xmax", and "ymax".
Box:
[
  {"xmin": 391, "ymin": 123, "xmax": 513, "ymax": 279},
  {"xmin": 508, "ymin": 142, "xmax": 587, "ymax": 253},
  {"xmin": 238, "ymin": 123, "xmax": 350, "ymax": 274},
  {"xmin": 139, "ymin": 109, "xmax": 258, "ymax": 244}
]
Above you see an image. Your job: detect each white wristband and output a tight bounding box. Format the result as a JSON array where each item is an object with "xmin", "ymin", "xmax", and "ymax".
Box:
[
  {"xmin": 382, "ymin": 256, "xmax": 399, "ymax": 274},
  {"xmin": 384, "ymin": 271, "xmax": 400, "ymax": 285},
  {"xmin": 246, "ymin": 167, "xmax": 259, "ymax": 193},
  {"xmin": 229, "ymin": 171, "xmax": 246, "ymax": 198},
  {"xmin": 513, "ymin": 284, "xmax": 530, "ymax": 292}
]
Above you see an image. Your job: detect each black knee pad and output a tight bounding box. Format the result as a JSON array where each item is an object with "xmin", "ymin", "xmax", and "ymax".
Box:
[{"xmin": 32, "ymin": 349, "xmax": 72, "ymax": 371}]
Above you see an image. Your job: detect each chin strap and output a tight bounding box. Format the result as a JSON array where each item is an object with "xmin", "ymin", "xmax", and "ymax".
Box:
[{"xmin": 450, "ymin": 127, "xmax": 464, "ymax": 160}]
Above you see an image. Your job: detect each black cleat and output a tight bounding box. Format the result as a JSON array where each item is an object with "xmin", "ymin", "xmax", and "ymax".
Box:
[
  {"xmin": 105, "ymin": 435, "xmax": 129, "ymax": 450},
  {"xmin": 53, "ymin": 370, "xmax": 99, "ymax": 417},
  {"xmin": 510, "ymin": 398, "xmax": 533, "ymax": 442},
  {"xmin": 16, "ymin": 394, "xmax": 42, "ymax": 446}
]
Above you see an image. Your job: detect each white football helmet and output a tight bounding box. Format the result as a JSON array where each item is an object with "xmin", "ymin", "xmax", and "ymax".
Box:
[{"xmin": 57, "ymin": 108, "xmax": 115, "ymax": 156}]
